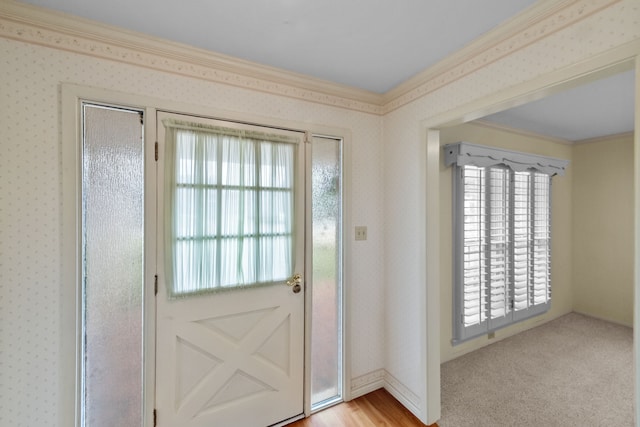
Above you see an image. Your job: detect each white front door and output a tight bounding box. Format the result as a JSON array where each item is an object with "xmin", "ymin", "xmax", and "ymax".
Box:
[{"xmin": 155, "ymin": 112, "xmax": 306, "ymax": 427}]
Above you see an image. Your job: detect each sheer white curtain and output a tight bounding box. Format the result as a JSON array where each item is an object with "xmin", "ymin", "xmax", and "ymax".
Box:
[{"xmin": 163, "ymin": 120, "xmax": 298, "ymax": 297}]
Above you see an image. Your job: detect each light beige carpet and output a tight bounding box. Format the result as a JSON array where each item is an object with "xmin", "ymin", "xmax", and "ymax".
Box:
[{"xmin": 439, "ymin": 313, "xmax": 633, "ymax": 426}]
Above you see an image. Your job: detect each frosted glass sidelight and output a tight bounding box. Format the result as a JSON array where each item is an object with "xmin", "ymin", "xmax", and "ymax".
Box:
[
  {"xmin": 82, "ymin": 104, "xmax": 144, "ymax": 427},
  {"xmin": 310, "ymin": 135, "xmax": 342, "ymax": 410}
]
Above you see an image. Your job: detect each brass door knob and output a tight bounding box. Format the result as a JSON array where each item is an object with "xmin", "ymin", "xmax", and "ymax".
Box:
[{"xmin": 286, "ymin": 273, "xmax": 301, "ymax": 287}]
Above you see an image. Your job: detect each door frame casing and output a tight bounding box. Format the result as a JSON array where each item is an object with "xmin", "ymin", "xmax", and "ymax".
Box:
[{"xmin": 60, "ymin": 84, "xmax": 352, "ymax": 426}]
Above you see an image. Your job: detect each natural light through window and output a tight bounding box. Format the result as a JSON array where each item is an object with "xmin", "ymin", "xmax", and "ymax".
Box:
[
  {"xmin": 310, "ymin": 135, "xmax": 343, "ymax": 411},
  {"xmin": 164, "ymin": 121, "xmax": 298, "ymax": 297},
  {"xmin": 445, "ymin": 142, "xmax": 567, "ymax": 344}
]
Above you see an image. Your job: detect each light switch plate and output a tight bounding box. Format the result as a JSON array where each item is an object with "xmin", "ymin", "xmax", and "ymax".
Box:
[{"xmin": 355, "ymin": 226, "xmax": 367, "ymax": 241}]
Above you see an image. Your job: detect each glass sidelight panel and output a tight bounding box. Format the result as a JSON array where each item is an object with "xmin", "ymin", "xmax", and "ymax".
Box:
[
  {"xmin": 310, "ymin": 135, "xmax": 343, "ymax": 410},
  {"xmin": 82, "ymin": 103, "xmax": 144, "ymax": 426}
]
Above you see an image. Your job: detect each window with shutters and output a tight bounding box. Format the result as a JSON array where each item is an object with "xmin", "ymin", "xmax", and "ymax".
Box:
[{"xmin": 444, "ymin": 142, "xmax": 568, "ymax": 344}]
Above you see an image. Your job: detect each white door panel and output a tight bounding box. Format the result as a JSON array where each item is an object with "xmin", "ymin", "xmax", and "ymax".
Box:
[
  {"xmin": 155, "ymin": 112, "xmax": 305, "ymax": 427},
  {"xmin": 157, "ymin": 286, "xmax": 304, "ymax": 426}
]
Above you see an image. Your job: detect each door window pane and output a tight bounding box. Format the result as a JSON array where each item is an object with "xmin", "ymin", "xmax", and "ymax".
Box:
[{"xmin": 164, "ymin": 122, "xmax": 298, "ymax": 296}]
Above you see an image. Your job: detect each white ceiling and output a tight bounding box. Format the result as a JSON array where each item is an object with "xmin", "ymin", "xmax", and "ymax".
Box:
[
  {"xmin": 483, "ymin": 70, "xmax": 635, "ymax": 142},
  {"xmin": 20, "ymin": 0, "xmax": 635, "ymax": 141}
]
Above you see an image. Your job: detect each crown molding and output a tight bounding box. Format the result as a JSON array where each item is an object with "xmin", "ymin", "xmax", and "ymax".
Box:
[
  {"xmin": 0, "ymin": 0, "xmax": 623, "ymax": 116},
  {"xmin": 473, "ymin": 119, "xmax": 573, "ymax": 145},
  {"xmin": 381, "ymin": 0, "xmax": 622, "ymax": 113},
  {"xmin": 573, "ymin": 130, "xmax": 634, "ymax": 144},
  {"xmin": 0, "ymin": 0, "xmax": 384, "ymax": 115}
]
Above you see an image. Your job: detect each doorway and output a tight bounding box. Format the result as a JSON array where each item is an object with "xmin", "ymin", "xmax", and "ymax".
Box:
[
  {"xmin": 421, "ymin": 58, "xmax": 639, "ymax": 424},
  {"xmin": 76, "ymin": 99, "xmax": 346, "ymax": 426}
]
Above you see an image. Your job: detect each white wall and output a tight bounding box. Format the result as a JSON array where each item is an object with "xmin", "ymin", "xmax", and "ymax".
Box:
[
  {"xmin": 0, "ymin": 38, "xmax": 384, "ymax": 426},
  {"xmin": 573, "ymin": 133, "xmax": 634, "ymax": 326}
]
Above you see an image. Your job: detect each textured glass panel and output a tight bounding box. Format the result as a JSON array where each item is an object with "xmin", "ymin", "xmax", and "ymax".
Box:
[
  {"xmin": 82, "ymin": 104, "xmax": 144, "ymax": 427},
  {"xmin": 310, "ymin": 136, "xmax": 342, "ymax": 409}
]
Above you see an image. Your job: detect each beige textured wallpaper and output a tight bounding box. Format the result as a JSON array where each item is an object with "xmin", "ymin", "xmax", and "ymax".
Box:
[
  {"xmin": 0, "ymin": 38, "xmax": 384, "ymax": 426},
  {"xmin": 1, "ymin": 0, "xmax": 639, "ymax": 424}
]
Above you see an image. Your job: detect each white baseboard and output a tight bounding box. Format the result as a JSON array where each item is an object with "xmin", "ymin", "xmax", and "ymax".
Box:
[
  {"xmin": 349, "ymin": 369, "xmax": 422, "ymax": 420},
  {"xmin": 383, "ymin": 371, "xmax": 422, "ymax": 419},
  {"xmin": 349, "ymin": 369, "xmax": 385, "ymax": 399}
]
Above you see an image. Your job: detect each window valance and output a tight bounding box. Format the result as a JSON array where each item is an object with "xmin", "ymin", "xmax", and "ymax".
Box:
[{"xmin": 444, "ymin": 142, "xmax": 569, "ymax": 176}]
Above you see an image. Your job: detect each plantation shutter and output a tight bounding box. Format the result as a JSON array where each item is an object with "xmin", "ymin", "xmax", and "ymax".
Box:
[
  {"xmin": 445, "ymin": 142, "xmax": 567, "ymax": 344},
  {"xmin": 487, "ymin": 167, "xmax": 511, "ymax": 330},
  {"xmin": 532, "ymin": 173, "xmax": 551, "ymax": 306},
  {"xmin": 512, "ymin": 171, "xmax": 531, "ymax": 313},
  {"xmin": 459, "ymin": 165, "xmax": 487, "ymax": 338}
]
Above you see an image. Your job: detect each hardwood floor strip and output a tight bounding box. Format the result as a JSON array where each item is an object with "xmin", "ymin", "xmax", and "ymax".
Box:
[{"xmin": 288, "ymin": 389, "xmax": 438, "ymax": 427}]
